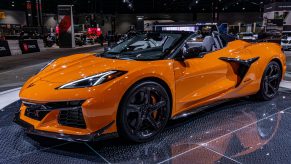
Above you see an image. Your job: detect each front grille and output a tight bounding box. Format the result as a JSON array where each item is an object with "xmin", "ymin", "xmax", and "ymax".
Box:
[
  {"xmin": 24, "ymin": 108, "xmax": 50, "ymax": 121},
  {"xmin": 23, "ymin": 102, "xmax": 50, "ymax": 121},
  {"xmin": 58, "ymin": 108, "xmax": 86, "ymax": 129},
  {"xmin": 22, "ymin": 100, "xmax": 85, "ymax": 123},
  {"xmin": 23, "ymin": 101, "xmax": 85, "ymax": 110}
]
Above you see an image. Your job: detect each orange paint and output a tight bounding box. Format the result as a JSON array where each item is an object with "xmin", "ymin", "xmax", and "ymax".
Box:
[{"xmin": 18, "ymin": 40, "xmax": 286, "ymax": 137}]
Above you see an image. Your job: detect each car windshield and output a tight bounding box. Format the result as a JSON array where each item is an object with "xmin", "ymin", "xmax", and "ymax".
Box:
[{"xmin": 100, "ymin": 32, "xmax": 185, "ymax": 60}]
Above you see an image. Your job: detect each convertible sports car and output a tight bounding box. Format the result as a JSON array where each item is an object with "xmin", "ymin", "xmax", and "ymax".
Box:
[{"xmin": 14, "ymin": 31, "xmax": 286, "ymax": 143}]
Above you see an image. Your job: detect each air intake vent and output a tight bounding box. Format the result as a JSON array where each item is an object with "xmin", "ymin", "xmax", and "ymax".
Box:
[
  {"xmin": 58, "ymin": 108, "xmax": 86, "ymax": 129},
  {"xmin": 24, "ymin": 108, "xmax": 50, "ymax": 121}
]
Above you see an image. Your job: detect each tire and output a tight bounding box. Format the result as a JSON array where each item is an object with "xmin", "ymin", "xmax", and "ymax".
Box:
[
  {"xmin": 117, "ymin": 81, "xmax": 171, "ymax": 143},
  {"xmin": 254, "ymin": 61, "xmax": 282, "ymax": 101}
]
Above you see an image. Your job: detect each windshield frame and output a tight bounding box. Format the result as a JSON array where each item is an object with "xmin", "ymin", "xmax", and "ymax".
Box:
[{"xmin": 98, "ymin": 31, "xmax": 193, "ymax": 61}]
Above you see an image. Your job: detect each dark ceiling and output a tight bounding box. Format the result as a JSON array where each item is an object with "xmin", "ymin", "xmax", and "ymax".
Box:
[{"xmin": 0, "ymin": 0, "xmax": 290, "ymax": 14}]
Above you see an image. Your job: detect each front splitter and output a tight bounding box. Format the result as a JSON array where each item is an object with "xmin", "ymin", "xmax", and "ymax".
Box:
[{"xmin": 13, "ymin": 112, "xmax": 117, "ymax": 142}]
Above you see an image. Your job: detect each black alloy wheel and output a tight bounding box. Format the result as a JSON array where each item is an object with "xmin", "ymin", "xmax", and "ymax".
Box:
[
  {"xmin": 117, "ymin": 81, "xmax": 171, "ymax": 143},
  {"xmin": 255, "ymin": 61, "xmax": 282, "ymax": 100}
]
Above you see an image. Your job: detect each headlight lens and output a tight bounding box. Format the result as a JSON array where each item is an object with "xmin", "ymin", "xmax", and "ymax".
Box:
[
  {"xmin": 57, "ymin": 71, "xmax": 126, "ymax": 89},
  {"xmin": 40, "ymin": 59, "xmax": 56, "ymax": 72}
]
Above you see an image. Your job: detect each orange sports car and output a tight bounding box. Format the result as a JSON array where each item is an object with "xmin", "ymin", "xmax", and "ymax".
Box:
[{"xmin": 14, "ymin": 31, "xmax": 286, "ymax": 143}]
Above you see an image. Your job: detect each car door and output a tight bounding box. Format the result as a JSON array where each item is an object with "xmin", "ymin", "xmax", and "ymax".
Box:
[{"xmin": 173, "ymin": 36, "xmax": 237, "ymax": 113}]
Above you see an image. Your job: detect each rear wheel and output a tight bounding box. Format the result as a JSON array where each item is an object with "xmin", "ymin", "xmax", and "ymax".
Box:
[
  {"xmin": 254, "ymin": 61, "xmax": 282, "ymax": 101},
  {"xmin": 117, "ymin": 81, "xmax": 171, "ymax": 143}
]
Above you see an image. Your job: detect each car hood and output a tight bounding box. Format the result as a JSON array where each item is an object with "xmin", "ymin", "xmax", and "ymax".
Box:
[{"xmin": 35, "ymin": 53, "xmax": 137, "ymax": 83}]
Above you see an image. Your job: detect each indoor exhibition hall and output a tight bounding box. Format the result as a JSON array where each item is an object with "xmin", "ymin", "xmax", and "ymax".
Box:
[{"xmin": 0, "ymin": 0, "xmax": 291, "ymax": 163}]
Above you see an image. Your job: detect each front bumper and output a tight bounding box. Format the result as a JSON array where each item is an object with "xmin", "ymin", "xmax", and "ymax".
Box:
[
  {"xmin": 14, "ymin": 111, "xmax": 117, "ymax": 142},
  {"xmin": 20, "ymin": 76, "xmax": 123, "ymax": 136}
]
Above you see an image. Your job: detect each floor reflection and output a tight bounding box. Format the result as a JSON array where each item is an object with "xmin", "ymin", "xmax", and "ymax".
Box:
[{"xmin": 0, "ymin": 92, "xmax": 290, "ymax": 164}]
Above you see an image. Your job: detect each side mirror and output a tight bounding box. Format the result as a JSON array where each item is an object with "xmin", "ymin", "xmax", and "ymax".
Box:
[
  {"xmin": 176, "ymin": 46, "xmax": 204, "ymax": 61},
  {"xmin": 175, "ymin": 53, "xmax": 186, "ymax": 62},
  {"xmin": 182, "ymin": 50, "xmax": 192, "ymax": 60}
]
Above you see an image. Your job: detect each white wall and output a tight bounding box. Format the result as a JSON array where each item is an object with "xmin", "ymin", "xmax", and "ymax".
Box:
[
  {"xmin": 43, "ymin": 15, "xmax": 57, "ymax": 29},
  {"xmin": 0, "ymin": 10, "xmax": 26, "ymax": 25}
]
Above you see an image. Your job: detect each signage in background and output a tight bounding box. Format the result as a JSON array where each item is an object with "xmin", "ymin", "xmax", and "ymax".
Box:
[
  {"xmin": 0, "ymin": 12, "xmax": 5, "ymax": 19},
  {"xmin": 267, "ymin": 19, "xmax": 284, "ymax": 26},
  {"xmin": 26, "ymin": 1, "xmax": 33, "ymax": 26},
  {"xmin": 0, "ymin": 41, "xmax": 11, "ymax": 57},
  {"xmin": 264, "ymin": 2, "xmax": 291, "ymax": 12},
  {"xmin": 58, "ymin": 5, "xmax": 75, "ymax": 48},
  {"xmin": 19, "ymin": 40, "xmax": 40, "ymax": 54}
]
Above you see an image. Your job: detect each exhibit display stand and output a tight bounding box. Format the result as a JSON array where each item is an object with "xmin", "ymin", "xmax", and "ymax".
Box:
[
  {"xmin": 7, "ymin": 40, "xmax": 21, "ymax": 56},
  {"xmin": 57, "ymin": 5, "xmax": 75, "ymax": 48},
  {"xmin": 0, "ymin": 40, "xmax": 11, "ymax": 57},
  {"xmin": 263, "ymin": 2, "xmax": 291, "ymax": 31}
]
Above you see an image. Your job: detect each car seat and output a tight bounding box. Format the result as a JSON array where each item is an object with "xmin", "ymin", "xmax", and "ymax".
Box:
[
  {"xmin": 202, "ymin": 36, "xmax": 216, "ymax": 52},
  {"xmin": 212, "ymin": 31, "xmax": 224, "ymax": 49}
]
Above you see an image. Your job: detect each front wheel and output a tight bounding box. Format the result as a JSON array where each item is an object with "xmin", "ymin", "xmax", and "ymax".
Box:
[
  {"xmin": 117, "ymin": 81, "xmax": 171, "ymax": 143},
  {"xmin": 254, "ymin": 61, "xmax": 282, "ymax": 101}
]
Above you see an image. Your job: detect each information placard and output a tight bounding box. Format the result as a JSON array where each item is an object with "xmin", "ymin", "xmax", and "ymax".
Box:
[{"xmin": 19, "ymin": 40, "xmax": 40, "ymax": 54}]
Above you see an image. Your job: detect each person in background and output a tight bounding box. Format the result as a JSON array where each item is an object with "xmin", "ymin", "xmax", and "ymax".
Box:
[
  {"xmin": 0, "ymin": 32, "xmax": 5, "ymax": 41},
  {"xmin": 107, "ymin": 31, "xmax": 114, "ymax": 47},
  {"xmin": 82, "ymin": 33, "xmax": 87, "ymax": 45},
  {"xmin": 99, "ymin": 33, "xmax": 104, "ymax": 47},
  {"xmin": 19, "ymin": 31, "xmax": 25, "ymax": 41}
]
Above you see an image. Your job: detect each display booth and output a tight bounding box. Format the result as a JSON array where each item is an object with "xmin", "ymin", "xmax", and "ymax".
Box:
[
  {"xmin": 263, "ymin": 2, "xmax": 291, "ymax": 31},
  {"xmin": 0, "ymin": 40, "xmax": 11, "ymax": 57}
]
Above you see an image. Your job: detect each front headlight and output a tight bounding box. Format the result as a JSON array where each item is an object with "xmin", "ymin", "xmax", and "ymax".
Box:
[{"xmin": 57, "ymin": 71, "xmax": 126, "ymax": 89}]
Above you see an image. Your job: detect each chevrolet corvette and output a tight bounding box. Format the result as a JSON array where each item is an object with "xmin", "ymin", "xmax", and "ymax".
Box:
[{"xmin": 14, "ymin": 31, "xmax": 286, "ymax": 143}]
